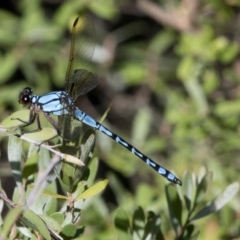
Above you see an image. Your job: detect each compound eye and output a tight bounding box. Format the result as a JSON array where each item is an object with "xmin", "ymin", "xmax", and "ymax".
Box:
[
  {"xmin": 18, "ymin": 87, "xmax": 32, "ymax": 105},
  {"xmin": 20, "ymin": 94, "xmax": 30, "ymax": 104}
]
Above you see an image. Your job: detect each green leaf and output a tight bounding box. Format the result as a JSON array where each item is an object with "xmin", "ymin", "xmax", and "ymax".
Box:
[
  {"xmin": 58, "ymin": 123, "xmax": 95, "ymax": 192},
  {"xmin": 86, "ymin": 157, "xmax": 99, "ymax": 186},
  {"xmin": 60, "ymin": 223, "xmax": 77, "ymax": 239},
  {"xmin": 214, "ymin": 99, "xmax": 240, "ymax": 117},
  {"xmin": 165, "ymin": 185, "xmax": 182, "ymax": 233},
  {"xmin": 177, "ymin": 56, "xmax": 195, "ymax": 80},
  {"xmin": 1, "ymin": 110, "xmax": 30, "ymax": 128},
  {"xmin": 150, "ymin": 30, "xmax": 176, "ymax": 53},
  {"xmin": 58, "ymin": 155, "xmax": 85, "ymax": 193},
  {"xmin": 114, "ymin": 208, "xmax": 131, "ymax": 240},
  {"xmin": 75, "ymin": 179, "xmax": 108, "ymax": 200},
  {"xmin": 132, "ymin": 206, "xmax": 145, "ymax": 239},
  {"xmin": 23, "ymin": 127, "xmax": 58, "ymax": 143},
  {"xmin": 21, "ymin": 208, "xmax": 51, "ymax": 240},
  {"xmin": 27, "ymin": 192, "xmax": 53, "ymax": 215},
  {"xmin": 1, "ymin": 206, "xmax": 23, "ymax": 237},
  {"xmin": 80, "ymin": 129, "xmax": 96, "ymax": 165},
  {"xmin": 38, "ymin": 147, "xmax": 57, "ymax": 184},
  {"xmin": 39, "ymin": 214, "xmax": 62, "ymax": 233},
  {"xmin": 0, "ymin": 51, "xmax": 20, "ymax": 84},
  {"xmin": 132, "ymin": 107, "xmax": 151, "ymax": 146},
  {"xmin": 195, "ymin": 172, "xmax": 212, "ymax": 204},
  {"xmin": 50, "ymin": 212, "xmax": 65, "ymax": 225},
  {"xmin": 135, "ymin": 184, "xmax": 157, "ymax": 208},
  {"xmin": 183, "ymin": 75, "xmax": 208, "ymax": 115},
  {"xmin": 143, "ymin": 211, "xmax": 163, "ymax": 240},
  {"xmin": 220, "ymin": 42, "xmax": 239, "ymax": 63},
  {"xmin": 183, "ymin": 171, "xmax": 196, "ymax": 211},
  {"xmin": 192, "ymin": 182, "xmax": 239, "ymax": 220},
  {"xmin": 22, "ymin": 152, "xmax": 38, "ymax": 182},
  {"xmin": 121, "ymin": 62, "xmax": 145, "ymax": 85},
  {"xmin": 8, "ymin": 135, "xmax": 22, "ymax": 187},
  {"xmin": 28, "ymin": 184, "xmax": 67, "ymax": 199},
  {"xmin": 90, "ymin": 0, "xmax": 118, "ymax": 19},
  {"xmin": 182, "ymin": 225, "xmax": 199, "ymax": 240}
]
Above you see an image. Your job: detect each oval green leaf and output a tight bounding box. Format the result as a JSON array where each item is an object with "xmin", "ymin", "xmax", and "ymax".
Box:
[
  {"xmin": 75, "ymin": 179, "xmax": 108, "ymax": 200},
  {"xmin": 1, "ymin": 110, "xmax": 30, "ymax": 128}
]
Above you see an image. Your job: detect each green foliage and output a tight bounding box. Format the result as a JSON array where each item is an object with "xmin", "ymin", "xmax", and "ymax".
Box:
[
  {"xmin": 0, "ymin": 124, "xmax": 109, "ymax": 239},
  {"xmin": 112, "ymin": 173, "xmax": 239, "ymax": 240},
  {"xmin": 1, "ymin": 0, "xmax": 240, "ymax": 239},
  {"xmin": 0, "ymin": 125, "xmax": 239, "ymax": 239}
]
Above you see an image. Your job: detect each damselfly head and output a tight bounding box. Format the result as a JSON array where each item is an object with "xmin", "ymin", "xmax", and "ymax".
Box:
[{"xmin": 18, "ymin": 87, "xmax": 33, "ymax": 105}]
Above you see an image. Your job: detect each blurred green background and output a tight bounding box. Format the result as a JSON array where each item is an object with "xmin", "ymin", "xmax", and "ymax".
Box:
[{"xmin": 0, "ymin": 0, "xmax": 240, "ymax": 239}]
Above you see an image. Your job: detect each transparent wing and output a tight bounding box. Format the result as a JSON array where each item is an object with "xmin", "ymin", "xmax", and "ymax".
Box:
[{"xmin": 65, "ymin": 15, "xmax": 97, "ymax": 99}]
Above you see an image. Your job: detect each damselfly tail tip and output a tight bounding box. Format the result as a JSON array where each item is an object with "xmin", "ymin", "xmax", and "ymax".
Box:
[{"xmin": 175, "ymin": 178, "xmax": 182, "ymax": 186}]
